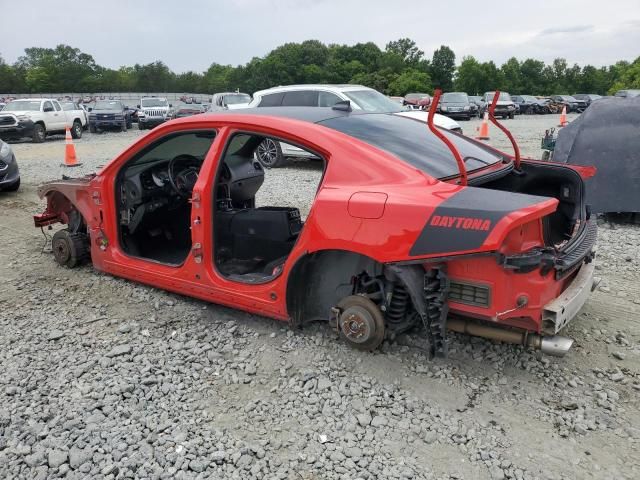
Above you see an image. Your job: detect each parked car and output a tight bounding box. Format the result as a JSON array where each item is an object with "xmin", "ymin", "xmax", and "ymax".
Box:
[
  {"xmin": 61, "ymin": 101, "xmax": 89, "ymax": 129},
  {"xmin": 551, "ymin": 95, "xmax": 587, "ymax": 113},
  {"xmin": 89, "ymin": 100, "xmax": 131, "ymax": 132},
  {"xmin": 468, "ymin": 95, "xmax": 482, "ymax": 117},
  {"xmin": 210, "ymin": 92, "xmax": 252, "ymax": 111},
  {"xmin": 0, "ymin": 98, "xmax": 85, "ymax": 143},
  {"xmin": 403, "ymin": 93, "xmax": 431, "ymax": 110},
  {"xmin": 572, "ymin": 94, "xmax": 602, "ymax": 106},
  {"xmin": 614, "ymin": 89, "xmax": 640, "ymax": 98},
  {"xmin": 0, "ymin": 102, "xmax": 5, "ymax": 111},
  {"xmin": 0, "ymin": 139, "xmax": 20, "ymax": 191},
  {"xmin": 389, "ymin": 96, "xmax": 404, "ymax": 104},
  {"xmin": 248, "ymin": 84, "xmax": 461, "ymax": 167},
  {"xmin": 437, "ymin": 92, "xmax": 474, "ymax": 120},
  {"xmin": 479, "ymin": 92, "xmax": 516, "ymax": 119},
  {"xmin": 512, "ymin": 95, "xmax": 548, "ymax": 114},
  {"xmin": 125, "ymin": 106, "xmax": 139, "ymax": 123},
  {"xmin": 170, "ymin": 104, "xmax": 206, "ymax": 119},
  {"xmin": 34, "ymin": 107, "xmax": 596, "ymax": 358},
  {"xmin": 137, "ymin": 97, "xmax": 171, "ymax": 130}
]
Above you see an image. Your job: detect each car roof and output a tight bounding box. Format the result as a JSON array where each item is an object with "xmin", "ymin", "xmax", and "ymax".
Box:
[
  {"xmin": 252, "ymin": 84, "xmax": 372, "ymax": 97},
  {"xmin": 203, "ymin": 106, "xmax": 360, "ymax": 123}
]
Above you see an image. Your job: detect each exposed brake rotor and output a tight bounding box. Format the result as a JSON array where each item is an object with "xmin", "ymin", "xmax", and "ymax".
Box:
[{"xmin": 336, "ymin": 295, "xmax": 385, "ymax": 351}]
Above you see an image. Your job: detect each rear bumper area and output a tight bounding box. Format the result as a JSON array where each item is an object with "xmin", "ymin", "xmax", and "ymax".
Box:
[{"xmin": 542, "ymin": 260, "xmax": 595, "ymax": 334}]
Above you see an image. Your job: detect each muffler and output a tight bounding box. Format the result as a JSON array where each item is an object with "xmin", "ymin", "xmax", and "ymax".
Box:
[{"xmin": 447, "ymin": 318, "xmax": 573, "ymax": 357}]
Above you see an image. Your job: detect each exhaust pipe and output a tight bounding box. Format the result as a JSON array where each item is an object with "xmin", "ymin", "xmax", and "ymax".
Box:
[
  {"xmin": 447, "ymin": 318, "xmax": 573, "ymax": 357},
  {"xmin": 540, "ymin": 335, "xmax": 574, "ymax": 356}
]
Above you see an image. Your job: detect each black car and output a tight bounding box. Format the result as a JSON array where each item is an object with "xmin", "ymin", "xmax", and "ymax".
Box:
[
  {"xmin": 551, "ymin": 95, "xmax": 587, "ymax": 113},
  {"xmin": 437, "ymin": 92, "xmax": 474, "ymax": 120},
  {"xmin": 512, "ymin": 95, "xmax": 547, "ymax": 114},
  {"xmin": 89, "ymin": 100, "xmax": 132, "ymax": 132},
  {"xmin": 572, "ymin": 94, "xmax": 602, "ymax": 106},
  {"xmin": 0, "ymin": 139, "xmax": 20, "ymax": 191}
]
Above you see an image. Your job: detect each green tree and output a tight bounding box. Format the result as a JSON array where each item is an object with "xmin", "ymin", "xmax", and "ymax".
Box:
[
  {"xmin": 385, "ymin": 38, "xmax": 425, "ymax": 68},
  {"xmin": 387, "ymin": 69, "xmax": 432, "ymax": 96},
  {"xmin": 501, "ymin": 57, "xmax": 521, "ymax": 93},
  {"xmin": 519, "ymin": 59, "xmax": 546, "ymax": 94},
  {"xmin": 454, "ymin": 56, "xmax": 485, "ymax": 94},
  {"xmin": 430, "ymin": 45, "xmax": 456, "ymax": 90}
]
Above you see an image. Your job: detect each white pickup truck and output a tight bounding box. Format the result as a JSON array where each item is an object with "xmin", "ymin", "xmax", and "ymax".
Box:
[{"xmin": 0, "ymin": 98, "xmax": 87, "ymax": 143}]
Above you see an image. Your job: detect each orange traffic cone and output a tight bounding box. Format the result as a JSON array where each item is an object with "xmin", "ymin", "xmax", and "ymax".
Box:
[
  {"xmin": 558, "ymin": 105, "xmax": 568, "ymax": 127},
  {"xmin": 61, "ymin": 126, "xmax": 82, "ymax": 167},
  {"xmin": 476, "ymin": 112, "xmax": 490, "ymax": 140}
]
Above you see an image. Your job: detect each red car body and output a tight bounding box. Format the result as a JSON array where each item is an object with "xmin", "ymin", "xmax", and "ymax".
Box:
[{"xmin": 35, "ymin": 109, "xmax": 597, "ymax": 357}]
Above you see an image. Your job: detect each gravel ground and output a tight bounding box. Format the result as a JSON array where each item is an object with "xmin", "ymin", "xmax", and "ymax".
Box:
[{"xmin": 1, "ymin": 114, "xmax": 639, "ymax": 480}]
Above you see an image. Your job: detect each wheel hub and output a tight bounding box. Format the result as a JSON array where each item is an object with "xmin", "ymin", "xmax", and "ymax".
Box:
[
  {"xmin": 339, "ymin": 305, "xmax": 376, "ymax": 345},
  {"xmin": 53, "ymin": 238, "xmax": 70, "ymax": 263}
]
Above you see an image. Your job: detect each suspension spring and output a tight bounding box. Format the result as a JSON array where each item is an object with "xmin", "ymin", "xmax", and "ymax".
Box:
[{"xmin": 386, "ymin": 283, "xmax": 410, "ymax": 324}]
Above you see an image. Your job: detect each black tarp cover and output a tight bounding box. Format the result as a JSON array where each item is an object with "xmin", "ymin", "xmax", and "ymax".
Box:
[{"xmin": 552, "ymin": 97, "xmax": 640, "ymax": 212}]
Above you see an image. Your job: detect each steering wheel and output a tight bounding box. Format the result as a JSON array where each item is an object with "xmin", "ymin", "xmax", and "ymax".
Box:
[{"xmin": 167, "ymin": 154, "xmax": 201, "ymax": 197}]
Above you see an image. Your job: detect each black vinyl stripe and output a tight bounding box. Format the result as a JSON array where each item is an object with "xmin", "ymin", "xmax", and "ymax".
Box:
[{"xmin": 409, "ymin": 187, "xmax": 550, "ymax": 256}]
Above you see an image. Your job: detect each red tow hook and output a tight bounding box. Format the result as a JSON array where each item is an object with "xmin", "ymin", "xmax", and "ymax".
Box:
[
  {"xmin": 488, "ymin": 90, "xmax": 522, "ymax": 169},
  {"xmin": 427, "ymin": 89, "xmax": 467, "ymax": 186}
]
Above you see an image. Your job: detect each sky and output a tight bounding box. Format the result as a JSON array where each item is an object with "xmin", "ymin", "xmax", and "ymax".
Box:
[{"xmin": 1, "ymin": 0, "xmax": 639, "ymax": 72}]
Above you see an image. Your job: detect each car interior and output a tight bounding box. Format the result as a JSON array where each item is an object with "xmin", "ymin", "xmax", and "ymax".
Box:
[
  {"xmin": 117, "ymin": 130, "xmax": 319, "ymax": 283},
  {"xmin": 213, "ymin": 133, "xmax": 312, "ymax": 283}
]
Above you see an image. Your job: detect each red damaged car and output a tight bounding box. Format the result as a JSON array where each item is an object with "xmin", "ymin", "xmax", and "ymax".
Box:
[{"xmin": 34, "ymin": 102, "xmax": 597, "ymax": 358}]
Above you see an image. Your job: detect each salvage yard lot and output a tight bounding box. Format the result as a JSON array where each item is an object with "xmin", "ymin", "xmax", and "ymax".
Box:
[{"xmin": 1, "ymin": 113, "xmax": 639, "ymax": 479}]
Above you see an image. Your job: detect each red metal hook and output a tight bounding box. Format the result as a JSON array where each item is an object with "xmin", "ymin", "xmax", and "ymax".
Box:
[
  {"xmin": 427, "ymin": 89, "xmax": 467, "ymax": 186},
  {"xmin": 488, "ymin": 90, "xmax": 522, "ymax": 169}
]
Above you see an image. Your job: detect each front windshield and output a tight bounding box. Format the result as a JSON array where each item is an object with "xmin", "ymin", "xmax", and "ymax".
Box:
[
  {"xmin": 94, "ymin": 101, "xmax": 121, "ymax": 110},
  {"xmin": 224, "ymin": 94, "xmax": 251, "ymax": 105},
  {"xmin": 521, "ymin": 95, "xmax": 538, "ymax": 102},
  {"xmin": 343, "ymin": 90, "xmax": 403, "ymax": 113},
  {"xmin": 485, "ymin": 92, "xmax": 512, "ymax": 102},
  {"xmin": 61, "ymin": 102, "xmax": 78, "ymax": 111},
  {"xmin": 320, "ymin": 113, "xmax": 502, "ymax": 179},
  {"xmin": 141, "ymin": 98, "xmax": 168, "ymax": 108},
  {"xmin": 442, "ymin": 93, "xmax": 468, "ymax": 103},
  {"xmin": 406, "ymin": 93, "xmax": 429, "ymax": 100},
  {"xmin": 3, "ymin": 100, "xmax": 41, "ymax": 112},
  {"xmin": 561, "ymin": 96, "xmax": 577, "ymax": 101}
]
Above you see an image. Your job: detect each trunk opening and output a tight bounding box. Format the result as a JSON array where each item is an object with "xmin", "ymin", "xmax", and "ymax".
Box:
[{"xmin": 474, "ymin": 162, "xmax": 584, "ymax": 250}]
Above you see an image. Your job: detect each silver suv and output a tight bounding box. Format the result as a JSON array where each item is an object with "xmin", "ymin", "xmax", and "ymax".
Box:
[{"xmin": 137, "ymin": 97, "xmax": 171, "ymax": 130}]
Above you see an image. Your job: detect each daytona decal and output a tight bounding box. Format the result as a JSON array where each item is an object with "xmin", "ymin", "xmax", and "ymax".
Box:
[
  {"xmin": 410, "ymin": 187, "xmax": 550, "ymax": 256},
  {"xmin": 429, "ymin": 215, "xmax": 491, "ymax": 231}
]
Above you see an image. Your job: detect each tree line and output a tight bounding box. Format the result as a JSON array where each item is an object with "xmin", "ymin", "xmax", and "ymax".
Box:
[{"xmin": 1, "ymin": 40, "xmax": 638, "ymax": 96}]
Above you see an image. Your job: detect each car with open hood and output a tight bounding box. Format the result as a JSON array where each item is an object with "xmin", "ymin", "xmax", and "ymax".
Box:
[
  {"xmin": 34, "ymin": 103, "xmax": 597, "ymax": 359},
  {"xmin": 551, "ymin": 95, "xmax": 587, "ymax": 113}
]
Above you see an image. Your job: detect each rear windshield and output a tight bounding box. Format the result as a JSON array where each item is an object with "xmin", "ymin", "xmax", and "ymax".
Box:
[{"xmin": 320, "ymin": 113, "xmax": 503, "ymax": 179}]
